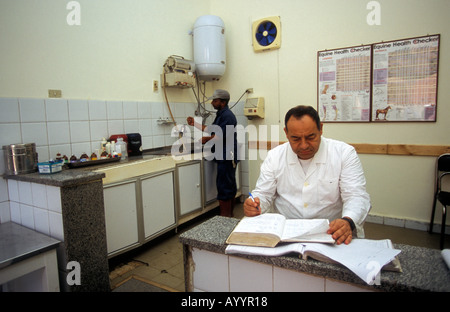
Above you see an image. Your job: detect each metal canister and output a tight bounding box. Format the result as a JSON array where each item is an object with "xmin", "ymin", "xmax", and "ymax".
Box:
[{"xmin": 3, "ymin": 143, "xmax": 38, "ymax": 175}]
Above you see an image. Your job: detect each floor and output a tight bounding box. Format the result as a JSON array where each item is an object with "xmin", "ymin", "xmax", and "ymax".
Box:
[{"xmin": 108, "ymin": 202, "xmax": 450, "ymax": 292}]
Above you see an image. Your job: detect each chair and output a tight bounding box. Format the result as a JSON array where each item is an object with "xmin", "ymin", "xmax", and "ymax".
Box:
[{"xmin": 429, "ymin": 153, "xmax": 450, "ymax": 249}]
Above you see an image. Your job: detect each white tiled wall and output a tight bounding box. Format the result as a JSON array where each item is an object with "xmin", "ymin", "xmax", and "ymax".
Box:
[
  {"xmin": 5, "ymin": 179, "xmax": 63, "ymax": 241},
  {"xmin": 191, "ymin": 248, "xmax": 374, "ymax": 292},
  {"xmin": 0, "ymin": 97, "xmax": 249, "ymax": 224}
]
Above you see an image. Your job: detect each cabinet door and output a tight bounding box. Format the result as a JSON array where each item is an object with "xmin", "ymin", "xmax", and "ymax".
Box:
[
  {"xmin": 103, "ymin": 180, "xmax": 139, "ymax": 255},
  {"xmin": 178, "ymin": 162, "xmax": 202, "ymax": 215},
  {"xmin": 141, "ymin": 171, "xmax": 176, "ymax": 239}
]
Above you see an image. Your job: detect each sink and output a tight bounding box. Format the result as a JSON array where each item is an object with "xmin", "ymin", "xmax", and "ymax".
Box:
[{"xmin": 94, "ymin": 156, "xmax": 177, "ymax": 184}]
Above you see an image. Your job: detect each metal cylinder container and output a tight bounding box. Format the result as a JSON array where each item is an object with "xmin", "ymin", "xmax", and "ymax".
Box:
[{"xmin": 3, "ymin": 143, "xmax": 38, "ymax": 175}]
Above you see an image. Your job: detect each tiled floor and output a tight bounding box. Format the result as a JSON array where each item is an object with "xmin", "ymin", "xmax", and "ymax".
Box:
[{"xmin": 108, "ymin": 203, "xmax": 449, "ymax": 292}]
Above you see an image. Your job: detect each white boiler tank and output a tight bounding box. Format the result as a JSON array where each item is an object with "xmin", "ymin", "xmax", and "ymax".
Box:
[{"xmin": 193, "ymin": 15, "xmax": 226, "ymax": 81}]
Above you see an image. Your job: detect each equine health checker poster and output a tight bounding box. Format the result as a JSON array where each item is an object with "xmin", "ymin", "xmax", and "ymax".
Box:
[
  {"xmin": 317, "ymin": 34, "xmax": 439, "ymax": 122},
  {"xmin": 372, "ymin": 34, "xmax": 439, "ymax": 122},
  {"xmin": 317, "ymin": 45, "xmax": 372, "ymax": 122}
]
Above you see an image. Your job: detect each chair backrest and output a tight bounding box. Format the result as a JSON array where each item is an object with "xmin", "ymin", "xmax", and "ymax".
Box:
[{"xmin": 437, "ymin": 154, "xmax": 450, "ymax": 172}]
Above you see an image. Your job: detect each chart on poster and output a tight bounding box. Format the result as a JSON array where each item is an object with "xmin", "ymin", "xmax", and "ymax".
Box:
[
  {"xmin": 317, "ymin": 45, "xmax": 372, "ymax": 122},
  {"xmin": 372, "ymin": 35, "xmax": 439, "ymax": 122}
]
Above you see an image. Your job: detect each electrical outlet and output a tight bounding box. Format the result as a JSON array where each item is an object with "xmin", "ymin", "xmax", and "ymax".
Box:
[
  {"xmin": 48, "ymin": 89, "xmax": 62, "ymax": 98},
  {"xmin": 153, "ymin": 80, "xmax": 159, "ymax": 92}
]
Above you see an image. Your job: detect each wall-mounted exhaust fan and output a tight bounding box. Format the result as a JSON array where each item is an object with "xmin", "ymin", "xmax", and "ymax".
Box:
[{"xmin": 252, "ymin": 16, "xmax": 281, "ymax": 52}]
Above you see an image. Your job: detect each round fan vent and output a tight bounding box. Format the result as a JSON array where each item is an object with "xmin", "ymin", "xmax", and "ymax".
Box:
[
  {"xmin": 255, "ymin": 21, "xmax": 278, "ymax": 47},
  {"xmin": 252, "ymin": 16, "xmax": 281, "ymax": 52}
]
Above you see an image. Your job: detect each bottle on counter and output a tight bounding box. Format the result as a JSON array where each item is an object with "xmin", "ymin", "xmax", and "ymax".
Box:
[
  {"xmin": 105, "ymin": 142, "xmax": 111, "ymax": 155},
  {"xmin": 115, "ymin": 138, "xmax": 128, "ymax": 159},
  {"xmin": 101, "ymin": 138, "xmax": 107, "ymax": 151}
]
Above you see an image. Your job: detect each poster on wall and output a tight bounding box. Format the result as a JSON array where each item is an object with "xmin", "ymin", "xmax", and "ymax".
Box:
[
  {"xmin": 372, "ymin": 34, "xmax": 440, "ymax": 122},
  {"xmin": 317, "ymin": 45, "xmax": 372, "ymax": 122}
]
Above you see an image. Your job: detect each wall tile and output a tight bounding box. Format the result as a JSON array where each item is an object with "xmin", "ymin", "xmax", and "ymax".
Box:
[
  {"xmin": 192, "ymin": 248, "xmax": 229, "ymax": 292},
  {"xmin": 10, "ymin": 201, "xmax": 20, "ymax": 223},
  {"xmin": 47, "ymin": 121, "xmax": 70, "ymax": 145},
  {"xmin": 0, "ymin": 201, "xmax": 11, "ymax": 223},
  {"xmin": 0, "ymin": 98, "xmax": 20, "ymax": 123},
  {"xmin": 90, "ymin": 120, "xmax": 108, "ymax": 142},
  {"xmin": 20, "ymin": 203, "xmax": 34, "ymax": 229},
  {"xmin": 70, "ymin": 121, "xmax": 91, "ymax": 143},
  {"xmin": 68, "ymin": 99, "xmax": 89, "ymax": 121},
  {"xmin": 19, "ymin": 98, "xmax": 46, "ymax": 122},
  {"xmin": 107, "ymin": 101, "xmax": 123, "ymax": 120},
  {"xmin": 138, "ymin": 101, "xmax": 152, "ymax": 119},
  {"xmin": 21, "ymin": 122, "xmax": 48, "ymax": 146},
  {"xmin": 18, "ymin": 181, "xmax": 33, "ymax": 206},
  {"xmin": 34, "ymin": 207, "xmax": 50, "ymax": 235},
  {"xmin": 229, "ymin": 256, "xmax": 273, "ymax": 291},
  {"xmin": 46, "ymin": 185, "xmax": 61, "ymax": 213},
  {"xmin": 32, "ymin": 183, "xmax": 48, "ymax": 209},
  {"xmin": 45, "ymin": 98, "xmax": 68, "ymax": 122},
  {"xmin": 123, "ymin": 101, "xmax": 138, "ymax": 119},
  {"xmin": 88, "ymin": 100, "xmax": 107, "ymax": 120},
  {"xmin": 0, "ymin": 123, "xmax": 22, "ymax": 147},
  {"xmin": 48, "ymin": 211, "xmax": 63, "ymax": 241},
  {"xmin": 7, "ymin": 179, "xmax": 19, "ymax": 202}
]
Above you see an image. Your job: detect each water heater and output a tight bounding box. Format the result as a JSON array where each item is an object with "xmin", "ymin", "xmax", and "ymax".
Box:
[{"xmin": 193, "ymin": 15, "xmax": 226, "ymax": 81}]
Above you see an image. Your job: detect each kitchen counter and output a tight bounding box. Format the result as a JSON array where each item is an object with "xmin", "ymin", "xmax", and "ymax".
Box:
[
  {"xmin": 0, "ymin": 222, "xmax": 60, "ymax": 291},
  {"xmin": 179, "ymin": 216, "xmax": 450, "ymax": 292}
]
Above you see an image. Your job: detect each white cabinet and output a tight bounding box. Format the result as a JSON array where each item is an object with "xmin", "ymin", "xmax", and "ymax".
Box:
[
  {"xmin": 141, "ymin": 171, "xmax": 176, "ymax": 240},
  {"xmin": 103, "ymin": 169, "xmax": 177, "ymax": 257},
  {"xmin": 103, "ymin": 180, "xmax": 139, "ymax": 255},
  {"xmin": 177, "ymin": 162, "xmax": 202, "ymax": 216}
]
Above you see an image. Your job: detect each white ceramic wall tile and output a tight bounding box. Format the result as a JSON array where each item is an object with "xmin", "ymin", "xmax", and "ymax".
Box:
[
  {"xmin": 45, "ymin": 99, "xmax": 68, "ymax": 122},
  {"xmin": 229, "ymin": 256, "xmax": 273, "ymax": 292},
  {"xmin": 123, "ymin": 101, "xmax": 138, "ymax": 119},
  {"xmin": 19, "ymin": 98, "xmax": 46, "ymax": 122},
  {"xmin": 141, "ymin": 136, "xmax": 153, "ymax": 150},
  {"xmin": 151, "ymin": 119, "xmax": 164, "ymax": 136},
  {"xmin": 7, "ymin": 179, "xmax": 19, "ymax": 202},
  {"xmin": 192, "ymin": 248, "xmax": 229, "ymax": 292},
  {"xmin": 151, "ymin": 102, "xmax": 164, "ymax": 118},
  {"xmin": 20, "ymin": 203, "xmax": 34, "ymax": 229},
  {"xmin": 138, "ymin": 102, "xmax": 152, "ymax": 119},
  {"xmin": 325, "ymin": 278, "xmax": 373, "ymax": 292},
  {"xmin": 70, "ymin": 121, "xmax": 91, "ymax": 143},
  {"xmin": 33, "ymin": 207, "xmax": 50, "ymax": 235},
  {"xmin": 173, "ymin": 102, "xmax": 185, "ymax": 118},
  {"xmin": 0, "ymin": 201, "xmax": 11, "ymax": 223},
  {"xmin": 0, "ymin": 178, "xmax": 9, "ymax": 202},
  {"xmin": 107, "ymin": 101, "xmax": 123, "ymax": 120},
  {"xmin": 31, "ymin": 183, "xmax": 48, "ymax": 209},
  {"xmin": 89, "ymin": 120, "xmax": 108, "ymax": 142},
  {"xmin": 152, "ymin": 135, "xmax": 165, "ymax": 148},
  {"xmin": 68, "ymin": 99, "xmax": 89, "ymax": 121},
  {"xmin": 0, "ymin": 123, "xmax": 22, "ymax": 147},
  {"xmin": 49, "ymin": 144, "xmax": 71, "ymax": 160},
  {"xmin": 0, "ymin": 98, "xmax": 20, "ymax": 122},
  {"xmin": 273, "ymin": 267, "xmax": 325, "ymax": 291},
  {"xmin": 46, "ymin": 186, "xmax": 61, "ymax": 213},
  {"xmin": 47, "ymin": 122, "xmax": 70, "ymax": 145},
  {"xmin": 18, "ymin": 181, "xmax": 33, "ymax": 206},
  {"xmin": 139, "ymin": 119, "xmax": 152, "ymax": 136},
  {"xmin": 108, "ymin": 120, "xmax": 124, "ymax": 136},
  {"xmin": 124, "ymin": 119, "xmax": 139, "ymax": 134},
  {"xmin": 71, "ymin": 142, "xmax": 91, "ymax": 158},
  {"xmin": 10, "ymin": 201, "xmax": 20, "ymax": 223},
  {"xmin": 36, "ymin": 145, "xmax": 50, "ymax": 163},
  {"xmin": 48, "ymin": 211, "xmax": 64, "ymax": 241},
  {"xmin": 88, "ymin": 100, "xmax": 107, "ymax": 120},
  {"xmin": 21, "ymin": 122, "xmax": 48, "ymax": 146}
]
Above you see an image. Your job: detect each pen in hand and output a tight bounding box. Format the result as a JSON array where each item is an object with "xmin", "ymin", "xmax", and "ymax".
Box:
[{"xmin": 248, "ymin": 192, "xmax": 260, "ymax": 212}]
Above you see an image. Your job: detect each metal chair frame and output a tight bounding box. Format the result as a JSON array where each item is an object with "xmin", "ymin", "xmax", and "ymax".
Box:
[{"xmin": 429, "ymin": 153, "xmax": 450, "ymax": 249}]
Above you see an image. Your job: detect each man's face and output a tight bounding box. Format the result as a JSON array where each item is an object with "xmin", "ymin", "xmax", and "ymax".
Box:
[
  {"xmin": 211, "ymin": 98, "xmax": 223, "ymax": 110},
  {"xmin": 284, "ymin": 115, "xmax": 323, "ymax": 160}
]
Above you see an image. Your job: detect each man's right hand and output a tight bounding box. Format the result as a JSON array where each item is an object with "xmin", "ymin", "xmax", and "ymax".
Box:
[{"xmin": 243, "ymin": 197, "xmax": 261, "ymax": 217}]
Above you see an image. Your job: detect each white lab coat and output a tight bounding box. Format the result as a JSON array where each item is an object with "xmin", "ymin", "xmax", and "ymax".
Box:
[{"xmin": 252, "ymin": 137, "xmax": 371, "ymax": 237}]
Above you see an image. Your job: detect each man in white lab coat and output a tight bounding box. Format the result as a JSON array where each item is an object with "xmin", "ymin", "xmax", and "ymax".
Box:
[{"xmin": 244, "ymin": 105, "xmax": 371, "ymax": 245}]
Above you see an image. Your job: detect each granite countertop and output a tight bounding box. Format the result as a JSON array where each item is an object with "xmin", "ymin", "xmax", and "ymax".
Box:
[
  {"xmin": 3, "ymin": 168, "xmax": 106, "ymax": 187},
  {"xmin": 179, "ymin": 216, "xmax": 450, "ymax": 292},
  {"xmin": 2, "ymin": 150, "xmax": 200, "ymax": 187},
  {"xmin": 0, "ymin": 222, "xmax": 60, "ymax": 270}
]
